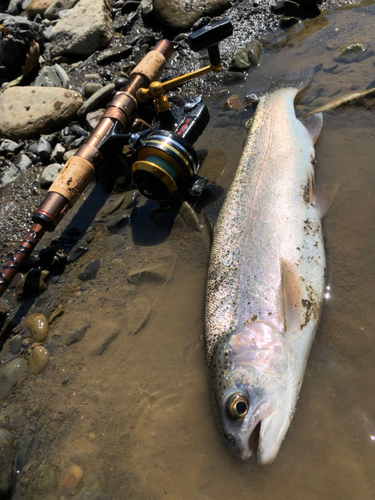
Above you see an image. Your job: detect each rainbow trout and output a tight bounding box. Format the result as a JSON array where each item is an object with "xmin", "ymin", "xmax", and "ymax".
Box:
[{"xmin": 205, "ymin": 69, "xmax": 336, "ymax": 464}]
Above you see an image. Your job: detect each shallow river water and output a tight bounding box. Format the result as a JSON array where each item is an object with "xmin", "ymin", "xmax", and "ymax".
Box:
[{"xmin": 4, "ymin": 1, "xmax": 375, "ymax": 498}]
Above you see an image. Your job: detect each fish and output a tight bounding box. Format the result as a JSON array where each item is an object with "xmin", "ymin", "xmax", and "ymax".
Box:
[{"xmin": 205, "ymin": 68, "xmax": 337, "ymax": 465}]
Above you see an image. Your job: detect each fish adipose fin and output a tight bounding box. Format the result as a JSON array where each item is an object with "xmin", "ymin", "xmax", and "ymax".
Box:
[
  {"xmin": 299, "ymin": 112, "xmax": 323, "ymax": 145},
  {"xmin": 281, "ymin": 259, "xmax": 303, "ymax": 333},
  {"xmin": 317, "ymin": 183, "xmax": 339, "ymax": 219}
]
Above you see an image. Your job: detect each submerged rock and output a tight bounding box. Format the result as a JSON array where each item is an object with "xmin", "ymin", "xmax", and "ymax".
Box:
[
  {"xmin": 77, "ymin": 260, "xmax": 101, "ymax": 281},
  {"xmin": 29, "ymin": 346, "xmax": 50, "ymax": 373},
  {"xmin": 0, "ymin": 358, "xmax": 27, "ymax": 401},
  {"xmin": 60, "ymin": 464, "xmax": 84, "ymax": 490},
  {"xmin": 26, "ymin": 464, "xmax": 57, "ymax": 497},
  {"xmin": 67, "ymin": 324, "xmax": 90, "ymax": 345},
  {"xmin": 50, "ymin": 0, "xmax": 114, "ymax": 58},
  {"xmin": 0, "ymin": 87, "xmax": 83, "ymax": 140},
  {"xmin": 230, "ymin": 46, "xmax": 251, "ymax": 71},
  {"xmin": 0, "ymin": 428, "xmax": 17, "ymax": 497},
  {"xmin": 127, "ymin": 296, "xmax": 151, "ymax": 335},
  {"xmin": 26, "ymin": 313, "xmax": 49, "ymax": 342}
]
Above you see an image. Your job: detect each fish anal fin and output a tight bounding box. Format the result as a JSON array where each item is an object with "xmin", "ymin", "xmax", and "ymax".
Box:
[
  {"xmin": 281, "ymin": 259, "xmax": 303, "ymax": 334},
  {"xmin": 299, "ymin": 112, "xmax": 323, "ymax": 145},
  {"xmin": 317, "ymin": 183, "xmax": 339, "ymax": 219}
]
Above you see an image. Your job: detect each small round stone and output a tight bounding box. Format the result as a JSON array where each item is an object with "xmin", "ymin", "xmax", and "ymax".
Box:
[
  {"xmin": 60, "ymin": 464, "xmax": 84, "ymax": 490},
  {"xmin": 26, "ymin": 314, "xmax": 49, "ymax": 342},
  {"xmin": 29, "ymin": 346, "xmax": 50, "ymax": 374}
]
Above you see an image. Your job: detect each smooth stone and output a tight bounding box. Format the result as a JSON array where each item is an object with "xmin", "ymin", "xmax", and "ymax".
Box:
[
  {"xmin": 127, "ymin": 296, "xmax": 151, "ymax": 335},
  {"xmin": 86, "ymin": 108, "xmax": 105, "ymax": 130},
  {"xmin": 10, "ymin": 336, "xmax": 23, "ymax": 355},
  {"xmin": 114, "ymin": 76, "xmax": 129, "ymax": 89},
  {"xmin": 106, "ymin": 214, "xmax": 130, "ymax": 233},
  {"xmin": 44, "ymin": 0, "xmax": 80, "ymax": 20},
  {"xmin": 67, "ymin": 324, "xmax": 90, "ymax": 345},
  {"xmin": 230, "ymin": 45, "xmax": 250, "ymax": 71},
  {"xmin": 0, "ymin": 87, "xmax": 83, "ymax": 140},
  {"xmin": 77, "ymin": 260, "xmax": 101, "ymax": 281},
  {"xmin": 77, "ymin": 83, "xmax": 116, "ymax": 117},
  {"xmin": 67, "ymin": 242, "xmax": 89, "ymax": 262},
  {"xmin": 97, "ymin": 44, "xmax": 132, "ymax": 64},
  {"xmin": 26, "ymin": 0, "xmax": 55, "ymax": 15},
  {"xmin": 223, "ymin": 94, "xmax": 242, "ymax": 110},
  {"xmin": 0, "ymin": 358, "xmax": 27, "ymax": 400},
  {"xmin": 0, "ymin": 139, "xmax": 23, "ymax": 154},
  {"xmin": 334, "ymin": 42, "xmax": 372, "ymax": 63},
  {"xmin": 26, "ymin": 313, "xmax": 49, "ymax": 342},
  {"xmin": 50, "ymin": 0, "xmax": 114, "ymax": 58},
  {"xmin": 103, "ymin": 234, "xmax": 126, "ymax": 250},
  {"xmin": 40, "ymin": 163, "xmax": 63, "ymax": 188},
  {"xmin": 0, "ymin": 429, "xmax": 17, "ymax": 497},
  {"xmin": 50, "ymin": 143, "xmax": 65, "ymax": 162},
  {"xmin": 63, "ymin": 148, "xmax": 78, "ymax": 161},
  {"xmin": 246, "ymin": 40, "xmax": 263, "ymax": 66},
  {"xmin": 152, "ymin": 0, "xmax": 230, "ymax": 31},
  {"xmin": 84, "ymin": 82, "xmax": 103, "ymax": 97},
  {"xmin": 29, "ymin": 346, "xmax": 50, "ymax": 373},
  {"xmin": 0, "ymin": 165, "xmax": 20, "ymax": 184},
  {"xmin": 37, "ymin": 136, "xmax": 52, "ymax": 163},
  {"xmin": 48, "ymin": 303, "xmax": 64, "ymax": 324},
  {"xmin": 34, "ymin": 64, "xmax": 69, "ymax": 88},
  {"xmin": 60, "ymin": 464, "xmax": 84, "ymax": 489},
  {"xmin": 13, "ymin": 154, "xmax": 32, "ymax": 174}
]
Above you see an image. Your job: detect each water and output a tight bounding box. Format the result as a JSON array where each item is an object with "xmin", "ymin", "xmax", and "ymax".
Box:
[{"xmin": 6, "ymin": 2, "xmax": 375, "ymax": 498}]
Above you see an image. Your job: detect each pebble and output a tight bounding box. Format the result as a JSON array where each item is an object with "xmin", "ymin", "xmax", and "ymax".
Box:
[
  {"xmin": 334, "ymin": 42, "xmax": 372, "ymax": 63},
  {"xmin": 37, "ymin": 136, "xmax": 52, "ymax": 163},
  {"xmin": 26, "ymin": 313, "xmax": 49, "ymax": 342},
  {"xmin": 0, "ymin": 358, "xmax": 27, "ymax": 400},
  {"xmin": 48, "ymin": 304, "xmax": 64, "ymax": 324},
  {"xmin": 106, "ymin": 214, "xmax": 130, "ymax": 233},
  {"xmin": 230, "ymin": 45, "xmax": 250, "ymax": 71},
  {"xmin": 84, "ymin": 82, "xmax": 103, "ymax": 97},
  {"xmin": 86, "ymin": 108, "xmax": 106, "ymax": 130},
  {"xmin": 77, "ymin": 260, "xmax": 101, "ymax": 281},
  {"xmin": 223, "ymin": 94, "xmax": 243, "ymax": 110},
  {"xmin": 246, "ymin": 40, "xmax": 263, "ymax": 66},
  {"xmin": 40, "ymin": 163, "xmax": 63, "ymax": 188},
  {"xmin": 97, "ymin": 43, "xmax": 132, "ymax": 64},
  {"xmin": 67, "ymin": 324, "xmax": 90, "ymax": 345},
  {"xmin": 60, "ymin": 464, "xmax": 84, "ymax": 490},
  {"xmin": 0, "ymin": 428, "xmax": 17, "ymax": 497},
  {"xmin": 114, "ymin": 76, "xmax": 129, "ymax": 88},
  {"xmin": 50, "ymin": 143, "xmax": 65, "ymax": 162},
  {"xmin": 103, "ymin": 234, "xmax": 126, "ymax": 250},
  {"xmin": 9, "ymin": 335, "xmax": 23, "ymax": 355},
  {"xmin": 77, "ymin": 83, "xmax": 116, "ymax": 117},
  {"xmin": 0, "ymin": 139, "xmax": 23, "ymax": 154},
  {"xmin": 29, "ymin": 345, "xmax": 50, "ymax": 374},
  {"xmin": 67, "ymin": 242, "xmax": 89, "ymax": 262}
]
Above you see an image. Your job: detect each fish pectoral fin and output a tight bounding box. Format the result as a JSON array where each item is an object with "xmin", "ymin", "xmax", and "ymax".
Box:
[
  {"xmin": 317, "ymin": 183, "xmax": 339, "ymax": 219},
  {"xmin": 298, "ymin": 112, "xmax": 323, "ymax": 145},
  {"xmin": 281, "ymin": 259, "xmax": 303, "ymax": 334}
]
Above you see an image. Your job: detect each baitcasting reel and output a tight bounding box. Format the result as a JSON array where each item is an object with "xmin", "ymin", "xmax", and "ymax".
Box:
[{"xmin": 128, "ymin": 18, "xmax": 233, "ymax": 202}]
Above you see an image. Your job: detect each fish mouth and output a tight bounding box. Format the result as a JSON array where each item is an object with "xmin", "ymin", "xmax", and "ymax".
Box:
[{"xmin": 239, "ymin": 401, "xmax": 275, "ymax": 461}]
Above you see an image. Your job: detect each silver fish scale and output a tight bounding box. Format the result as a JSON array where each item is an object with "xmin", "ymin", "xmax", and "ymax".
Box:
[{"xmin": 205, "ymin": 88, "xmax": 325, "ymax": 364}]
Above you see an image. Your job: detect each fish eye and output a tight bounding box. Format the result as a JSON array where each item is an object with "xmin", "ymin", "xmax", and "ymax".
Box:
[{"xmin": 227, "ymin": 393, "xmax": 249, "ymax": 419}]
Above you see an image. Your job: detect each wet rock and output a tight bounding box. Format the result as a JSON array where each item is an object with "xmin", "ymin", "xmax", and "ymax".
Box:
[
  {"xmin": 40, "ymin": 163, "xmax": 62, "ymax": 188},
  {"xmin": 334, "ymin": 42, "xmax": 372, "ymax": 63},
  {"xmin": 67, "ymin": 324, "xmax": 90, "ymax": 345},
  {"xmin": 0, "ymin": 87, "xmax": 83, "ymax": 140},
  {"xmin": 26, "ymin": 0, "xmax": 55, "ymax": 15},
  {"xmin": 106, "ymin": 214, "xmax": 130, "ymax": 233},
  {"xmin": 223, "ymin": 94, "xmax": 242, "ymax": 110},
  {"xmin": 0, "ymin": 359, "xmax": 27, "ymax": 400},
  {"xmin": 37, "ymin": 137, "xmax": 52, "ymax": 163},
  {"xmin": 84, "ymin": 82, "xmax": 103, "ymax": 97},
  {"xmin": 0, "ymin": 139, "xmax": 23, "ymax": 154},
  {"xmin": 97, "ymin": 43, "xmax": 132, "ymax": 64},
  {"xmin": 45, "ymin": 0, "xmax": 80, "ymax": 20},
  {"xmin": 127, "ymin": 296, "xmax": 151, "ymax": 334},
  {"xmin": 103, "ymin": 234, "xmax": 126, "ymax": 250},
  {"xmin": 60, "ymin": 464, "xmax": 84, "ymax": 489},
  {"xmin": 0, "ymin": 428, "xmax": 17, "ymax": 497},
  {"xmin": 0, "ymin": 165, "xmax": 21, "ymax": 184},
  {"xmin": 230, "ymin": 46, "xmax": 251, "ymax": 71},
  {"xmin": 246, "ymin": 40, "xmax": 262, "ymax": 66},
  {"xmin": 50, "ymin": 143, "xmax": 65, "ymax": 162},
  {"xmin": 67, "ymin": 242, "xmax": 89, "ymax": 262},
  {"xmin": 77, "ymin": 83, "xmax": 116, "ymax": 117},
  {"xmin": 78, "ymin": 260, "xmax": 101, "ymax": 281},
  {"xmin": 26, "ymin": 464, "xmax": 57, "ymax": 497},
  {"xmin": 86, "ymin": 108, "xmax": 106, "ymax": 130},
  {"xmin": 279, "ymin": 16, "xmax": 300, "ymax": 28},
  {"xmin": 14, "ymin": 154, "xmax": 32, "ymax": 174},
  {"xmin": 50, "ymin": 0, "xmax": 114, "ymax": 58},
  {"xmin": 34, "ymin": 64, "xmax": 69, "ymax": 88},
  {"xmin": 152, "ymin": 0, "xmax": 230, "ymax": 31},
  {"xmin": 29, "ymin": 345, "xmax": 50, "ymax": 373},
  {"xmin": 114, "ymin": 76, "xmax": 129, "ymax": 88},
  {"xmin": 48, "ymin": 304, "xmax": 64, "ymax": 324},
  {"xmin": 75, "ymin": 487, "xmax": 110, "ymax": 500},
  {"xmin": 284, "ymin": 0, "xmax": 304, "ymax": 17},
  {"xmin": 10, "ymin": 335, "xmax": 23, "ymax": 355},
  {"xmin": 26, "ymin": 313, "xmax": 49, "ymax": 342},
  {"xmin": 0, "ymin": 14, "xmax": 43, "ymax": 79}
]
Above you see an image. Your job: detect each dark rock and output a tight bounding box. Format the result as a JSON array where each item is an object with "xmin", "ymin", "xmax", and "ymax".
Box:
[
  {"xmin": 0, "ymin": 428, "xmax": 17, "ymax": 497},
  {"xmin": 122, "ymin": 0, "xmax": 140, "ymax": 14},
  {"xmin": 284, "ymin": 0, "xmax": 304, "ymax": 17},
  {"xmin": 84, "ymin": 82, "xmax": 103, "ymax": 97},
  {"xmin": 114, "ymin": 76, "xmax": 129, "ymax": 88},
  {"xmin": 15, "ymin": 268, "xmax": 49, "ymax": 297},
  {"xmin": 71, "ymin": 124, "xmax": 89, "ymax": 137},
  {"xmin": 45, "ymin": 338, "xmax": 56, "ymax": 354},
  {"xmin": 10, "ymin": 336, "xmax": 23, "ymax": 355},
  {"xmin": 297, "ymin": 0, "xmax": 321, "ymax": 18},
  {"xmin": 222, "ymin": 71, "xmax": 246, "ymax": 84},
  {"xmin": 77, "ymin": 83, "xmax": 116, "ymax": 117},
  {"xmin": 37, "ymin": 136, "xmax": 52, "ymax": 163},
  {"xmin": 97, "ymin": 44, "xmax": 132, "ymax": 64},
  {"xmin": 67, "ymin": 242, "xmax": 89, "ymax": 263},
  {"xmin": 50, "ymin": 143, "xmax": 65, "ymax": 163},
  {"xmin": 77, "ymin": 260, "xmax": 100, "ymax": 281},
  {"xmin": 34, "ymin": 64, "xmax": 69, "ymax": 88},
  {"xmin": 279, "ymin": 16, "xmax": 300, "ymax": 28},
  {"xmin": 67, "ymin": 324, "xmax": 90, "ymax": 345},
  {"xmin": 0, "ymin": 140, "xmax": 23, "ymax": 154},
  {"xmin": 103, "ymin": 234, "xmax": 126, "ymax": 250},
  {"xmin": 62, "ymin": 376, "xmax": 69, "ymax": 385},
  {"xmin": 271, "ymin": 1, "xmax": 285, "ymax": 14},
  {"xmin": 106, "ymin": 214, "xmax": 130, "ymax": 233}
]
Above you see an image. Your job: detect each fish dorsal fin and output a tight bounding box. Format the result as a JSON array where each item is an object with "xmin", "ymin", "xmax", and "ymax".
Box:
[
  {"xmin": 281, "ymin": 259, "xmax": 303, "ymax": 334},
  {"xmin": 317, "ymin": 183, "xmax": 339, "ymax": 219},
  {"xmin": 299, "ymin": 112, "xmax": 323, "ymax": 145}
]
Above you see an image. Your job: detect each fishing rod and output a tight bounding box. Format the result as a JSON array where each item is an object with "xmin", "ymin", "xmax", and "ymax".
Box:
[{"xmin": 0, "ymin": 18, "xmax": 233, "ymax": 299}]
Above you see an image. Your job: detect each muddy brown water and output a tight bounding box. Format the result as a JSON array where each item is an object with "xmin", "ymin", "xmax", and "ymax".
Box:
[{"xmin": 3, "ymin": 2, "xmax": 375, "ymax": 498}]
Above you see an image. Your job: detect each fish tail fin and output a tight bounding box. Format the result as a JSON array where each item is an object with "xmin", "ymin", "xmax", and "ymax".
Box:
[{"xmin": 270, "ymin": 66, "xmax": 315, "ymax": 92}]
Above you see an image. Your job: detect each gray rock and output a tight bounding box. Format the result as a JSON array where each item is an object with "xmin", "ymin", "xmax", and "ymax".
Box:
[
  {"xmin": 67, "ymin": 242, "xmax": 89, "ymax": 262},
  {"xmin": 44, "ymin": 0, "xmax": 80, "ymax": 20},
  {"xmin": 0, "ymin": 139, "xmax": 23, "ymax": 154},
  {"xmin": 22, "ymin": 0, "xmax": 33, "ymax": 9},
  {"xmin": 106, "ymin": 214, "xmax": 130, "ymax": 233},
  {"xmin": 7, "ymin": 0, "xmax": 23, "ymax": 15},
  {"xmin": 14, "ymin": 154, "xmax": 32, "ymax": 174},
  {"xmin": 37, "ymin": 136, "xmax": 52, "ymax": 163},
  {"xmin": 40, "ymin": 163, "xmax": 63, "ymax": 188},
  {"xmin": 4, "ymin": 353, "xmax": 15, "ymax": 363},
  {"xmin": 0, "ymin": 165, "xmax": 21, "ymax": 184},
  {"xmin": 103, "ymin": 234, "xmax": 126, "ymax": 250},
  {"xmin": 152, "ymin": 0, "xmax": 230, "ymax": 31},
  {"xmin": 50, "ymin": 0, "xmax": 114, "ymax": 58},
  {"xmin": 84, "ymin": 82, "xmax": 103, "ymax": 97},
  {"xmin": 97, "ymin": 44, "xmax": 132, "ymax": 64},
  {"xmin": 63, "ymin": 148, "xmax": 78, "ymax": 161},
  {"xmin": 67, "ymin": 324, "xmax": 90, "ymax": 345},
  {"xmin": 230, "ymin": 46, "xmax": 251, "ymax": 71},
  {"xmin": 26, "ymin": 0, "xmax": 56, "ymax": 16},
  {"xmin": 34, "ymin": 64, "xmax": 70, "ymax": 88},
  {"xmin": 78, "ymin": 260, "xmax": 101, "ymax": 281},
  {"xmin": 334, "ymin": 42, "xmax": 373, "ymax": 64},
  {"xmin": 50, "ymin": 143, "xmax": 65, "ymax": 162},
  {"xmin": 10, "ymin": 336, "xmax": 23, "ymax": 355},
  {"xmin": 43, "ymin": 24, "xmax": 54, "ymax": 41},
  {"xmin": 77, "ymin": 83, "xmax": 116, "ymax": 117},
  {"xmin": 246, "ymin": 40, "xmax": 262, "ymax": 66},
  {"xmin": 0, "ymin": 87, "xmax": 83, "ymax": 140},
  {"xmin": 86, "ymin": 108, "xmax": 105, "ymax": 130},
  {"xmin": 141, "ymin": 0, "xmax": 153, "ymax": 17},
  {"xmin": 0, "ymin": 428, "xmax": 17, "ymax": 497},
  {"xmin": 75, "ymin": 487, "xmax": 110, "ymax": 500},
  {"xmin": 0, "ymin": 358, "xmax": 27, "ymax": 400}
]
